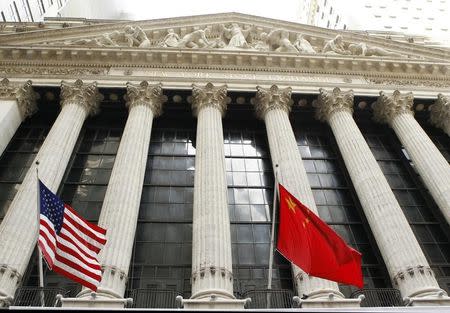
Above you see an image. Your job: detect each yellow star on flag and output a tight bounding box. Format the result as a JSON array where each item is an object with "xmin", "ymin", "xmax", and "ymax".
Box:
[
  {"xmin": 302, "ymin": 217, "xmax": 310, "ymax": 228},
  {"xmin": 285, "ymin": 196, "xmax": 297, "ymax": 213}
]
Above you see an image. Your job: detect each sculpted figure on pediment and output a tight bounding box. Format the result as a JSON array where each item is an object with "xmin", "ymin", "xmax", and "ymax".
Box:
[
  {"xmin": 59, "ymin": 30, "xmax": 122, "ymax": 47},
  {"xmin": 177, "ymin": 27, "xmax": 211, "ymax": 48},
  {"xmin": 219, "ymin": 23, "xmax": 255, "ymax": 49},
  {"xmin": 53, "ymin": 25, "xmax": 151, "ymax": 48},
  {"xmin": 266, "ymin": 29, "xmax": 298, "ymax": 53},
  {"xmin": 250, "ymin": 32, "xmax": 270, "ymax": 51},
  {"xmin": 348, "ymin": 42, "xmax": 405, "ymax": 58},
  {"xmin": 159, "ymin": 28, "xmax": 180, "ymax": 47},
  {"xmin": 124, "ymin": 25, "xmax": 151, "ymax": 48},
  {"xmin": 293, "ymin": 34, "xmax": 316, "ymax": 54},
  {"xmin": 322, "ymin": 35, "xmax": 351, "ymax": 55}
]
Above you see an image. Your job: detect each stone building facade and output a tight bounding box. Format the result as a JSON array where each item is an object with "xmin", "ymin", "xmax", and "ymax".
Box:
[{"xmin": 0, "ymin": 12, "xmax": 449, "ymax": 310}]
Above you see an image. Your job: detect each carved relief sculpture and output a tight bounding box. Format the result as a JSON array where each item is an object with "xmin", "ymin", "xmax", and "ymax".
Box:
[
  {"xmin": 348, "ymin": 42, "xmax": 405, "ymax": 58},
  {"xmin": 293, "ymin": 34, "xmax": 316, "ymax": 54},
  {"xmin": 177, "ymin": 27, "xmax": 211, "ymax": 48},
  {"xmin": 322, "ymin": 35, "xmax": 351, "ymax": 55},
  {"xmin": 267, "ymin": 29, "xmax": 298, "ymax": 53},
  {"xmin": 219, "ymin": 23, "xmax": 255, "ymax": 49},
  {"xmin": 124, "ymin": 25, "xmax": 151, "ymax": 48},
  {"xmin": 159, "ymin": 28, "xmax": 180, "ymax": 47},
  {"xmin": 250, "ymin": 32, "xmax": 270, "ymax": 51}
]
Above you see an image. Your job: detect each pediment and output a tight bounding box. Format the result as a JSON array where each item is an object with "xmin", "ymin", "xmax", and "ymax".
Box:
[{"xmin": 1, "ymin": 13, "xmax": 448, "ymax": 62}]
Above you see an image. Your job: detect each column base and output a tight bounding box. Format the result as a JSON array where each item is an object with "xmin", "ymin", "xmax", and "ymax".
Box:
[
  {"xmin": 405, "ymin": 293, "xmax": 450, "ymax": 306},
  {"xmin": 178, "ymin": 295, "xmax": 250, "ymax": 310},
  {"xmin": 294, "ymin": 294, "xmax": 363, "ymax": 308},
  {"xmin": 59, "ymin": 292, "xmax": 132, "ymax": 308}
]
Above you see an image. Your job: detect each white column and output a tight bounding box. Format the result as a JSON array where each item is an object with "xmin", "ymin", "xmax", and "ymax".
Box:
[
  {"xmin": 315, "ymin": 88, "xmax": 450, "ymax": 305},
  {"xmin": 189, "ymin": 82, "xmax": 234, "ymax": 302},
  {"xmin": 374, "ymin": 91, "xmax": 450, "ymax": 226},
  {"xmin": 254, "ymin": 85, "xmax": 360, "ymax": 308},
  {"xmin": 0, "ymin": 79, "xmax": 37, "ymax": 157},
  {"xmin": 0, "ymin": 80, "xmax": 100, "ymax": 304},
  {"xmin": 76, "ymin": 82, "xmax": 165, "ymax": 300},
  {"xmin": 430, "ymin": 94, "xmax": 450, "ymax": 136}
]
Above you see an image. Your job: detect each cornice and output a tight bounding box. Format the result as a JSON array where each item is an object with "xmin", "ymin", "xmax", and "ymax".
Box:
[{"xmin": 0, "ymin": 46, "xmax": 448, "ymax": 81}]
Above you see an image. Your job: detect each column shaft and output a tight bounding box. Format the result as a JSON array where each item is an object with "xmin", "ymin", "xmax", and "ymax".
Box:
[
  {"xmin": 391, "ymin": 114, "xmax": 450, "ymax": 224},
  {"xmin": 255, "ymin": 85, "xmax": 343, "ymax": 300},
  {"xmin": 0, "ymin": 80, "xmax": 99, "ymax": 301},
  {"xmin": 374, "ymin": 91, "xmax": 450, "ymax": 226},
  {"xmin": 317, "ymin": 88, "xmax": 445, "ymax": 300},
  {"xmin": 0, "ymin": 100, "xmax": 21, "ymax": 156},
  {"xmin": 191, "ymin": 83, "xmax": 233, "ymax": 299},
  {"xmin": 77, "ymin": 82, "xmax": 164, "ymax": 299}
]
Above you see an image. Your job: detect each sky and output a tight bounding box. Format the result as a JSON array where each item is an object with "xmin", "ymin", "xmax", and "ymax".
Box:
[
  {"xmin": 60, "ymin": 0, "xmax": 449, "ymax": 44},
  {"xmin": 126, "ymin": 0, "xmax": 302, "ymax": 21},
  {"xmin": 62, "ymin": 0, "xmax": 303, "ymax": 22}
]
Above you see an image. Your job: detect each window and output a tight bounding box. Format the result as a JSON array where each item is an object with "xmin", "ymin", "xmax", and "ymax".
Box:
[
  {"xmin": 336, "ymin": 15, "xmax": 339, "ymax": 23},
  {"xmin": 37, "ymin": 0, "xmax": 43, "ymax": 14},
  {"xmin": 330, "ymin": 6, "xmax": 333, "ymax": 14},
  {"xmin": 223, "ymin": 103, "xmax": 292, "ymax": 293},
  {"xmin": 128, "ymin": 99, "xmax": 196, "ymax": 296},
  {"xmin": 23, "ymin": 0, "xmax": 34, "ymax": 22},
  {"xmin": 1, "ymin": 11, "xmax": 5, "ymax": 22},
  {"xmin": 39, "ymin": 0, "xmax": 45, "ymax": 13},
  {"xmin": 327, "ymin": 20, "xmax": 330, "ymax": 28}
]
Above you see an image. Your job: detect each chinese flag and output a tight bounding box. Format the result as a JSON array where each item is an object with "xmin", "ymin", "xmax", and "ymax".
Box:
[{"xmin": 277, "ymin": 183, "xmax": 364, "ymax": 288}]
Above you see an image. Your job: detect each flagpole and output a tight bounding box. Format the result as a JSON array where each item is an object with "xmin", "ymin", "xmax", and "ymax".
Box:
[
  {"xmin": 267, "ymin": 164, "xmax": 279, "ymax": 290},
  {"xmin": 35, "ymin": 161, "xmax": 45, "ymax": 307}
]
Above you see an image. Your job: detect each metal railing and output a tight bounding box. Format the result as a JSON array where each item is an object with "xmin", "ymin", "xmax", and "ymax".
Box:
[
  {"xmin": 12, "ymin": 287, "xmax": 68, "ymax": 307},
  {"xmin": 126, "ymin": 289, "xmax": 182, "ymax": 308},
  {"xmin": 351, "ymin": 288, "xmax": 404, "ymax": 307},
  {"xmin": 242, "ymin": 289, "xmax": 295, "ymax": 309}
]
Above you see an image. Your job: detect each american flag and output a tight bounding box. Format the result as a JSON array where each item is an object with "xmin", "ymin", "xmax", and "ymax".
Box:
[{"xmin": 38, "ymin": 180, "xmax": 107, "ymax": 291}]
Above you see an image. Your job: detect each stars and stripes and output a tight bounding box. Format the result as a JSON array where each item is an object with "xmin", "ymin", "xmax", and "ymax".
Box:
[{"xmin": 38, "ymin": 180, "xmax": 107, "ymax": 291}]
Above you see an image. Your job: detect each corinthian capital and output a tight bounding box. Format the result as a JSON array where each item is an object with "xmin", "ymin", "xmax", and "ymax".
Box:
[
  {"xmin": 191, "ymin": 82, "xmax": 228, "ymax": 117},
  {"xmin": 314, "ymin": 87, "xmax": 354, "ymax": 122},
  {"xmin": 125, "ymin": 81, "xmax": 166, "ymax": 116},
  {"xmin": 60, "ymin": 79, "xmax": 101, "ymax": 116},
  {"xmin": 430, "ymin": 94, "xmax": 450, "ymax": 135},
  {"xmin": 0, "ymin": 78, "xmax": 37, "ymax": 119},
  {"xmin": 373, "ymin": 90, "xmax": 414, "ymax": 124},
  {"xmin": 254, "ymin": 85, "xmax": 292, "ymax": 119}
]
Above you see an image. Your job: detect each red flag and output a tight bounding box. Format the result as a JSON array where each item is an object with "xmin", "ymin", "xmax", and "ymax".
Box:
[{"xmin": 276, "ymin": 183, "xmax": 364, "ymax": 288}]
